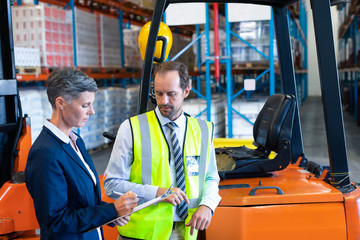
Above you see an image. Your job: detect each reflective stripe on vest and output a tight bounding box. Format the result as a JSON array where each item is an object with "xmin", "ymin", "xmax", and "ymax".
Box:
[{"xmin": 118, "ymin": 110, "xmax": 213, "ymax": 240}]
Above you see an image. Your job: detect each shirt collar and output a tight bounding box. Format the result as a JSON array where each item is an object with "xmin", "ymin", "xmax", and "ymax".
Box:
[
  {"xmin": 44, "ymin": 120, "xmax": 78, "ymax": 144},
  {"xmin": 155, "ymin": 106, "xmax": 186, "ymax": 129}
]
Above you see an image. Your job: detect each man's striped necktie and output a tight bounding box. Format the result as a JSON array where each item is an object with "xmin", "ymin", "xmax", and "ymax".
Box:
[{"xmin": 166, "ymin": 121, "xmax": 188, "ymax": 220}]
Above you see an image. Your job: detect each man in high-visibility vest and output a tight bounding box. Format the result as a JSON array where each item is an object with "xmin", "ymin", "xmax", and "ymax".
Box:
[{"xmin": 104, "ymin": 61, "xmax": 221, "ymax": 240}]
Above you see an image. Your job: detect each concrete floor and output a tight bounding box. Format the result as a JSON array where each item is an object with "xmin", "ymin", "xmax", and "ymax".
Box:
[
  {"xmin": 90, "ymin": 144, "xmax": 113, "ymax": 176},
  {"xmin": 91, "ymin": 96, "xmax": 360, "ymax": 183},
  {"xmin": 300, "ymin": 96, "xmax": 360, "ymax": 183}
]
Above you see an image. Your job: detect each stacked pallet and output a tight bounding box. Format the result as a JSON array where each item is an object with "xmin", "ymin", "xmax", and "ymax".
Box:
[
  {"xmin": 171, "ymin": 33, "xmax": 196, "ymax": 70},
  {"xmin": 74, "ymin": 8, "xmax": 99, "ymax": 67},
  {"xmin": 79, "ymin": 89, "xmax": 105, "ymax": 149},
  {"xmin": 19, "ymin": 84, "xmax": 141, "ymax": 149},
  {"xmin": 123, "ymin": 84, "xmax": 140, "ymax": 119},
  {"xmin": 183, "ymin": 95, "xmax": 226, "ymax": 138},
  {"xmin": 228, "ymin": 21, "xmax": 278, "ymax": 64},
  {"xmin": 12, "ymin": 3, "xmax": 73, "ymax": 67},
  {"xmin": 12, "ymin": 3, "xmax": 146, "ymax": 69},
  {"xmin": 98, "ymin": 15, "xmax": 122, "ymax": 68},
  {"xmin": 79, "ymin": 85, "xmax": 140, "ymax": 149},
  {"xmin": 14, "ymin": 47, "xmax": 41, "ymax": 74},
  {"xmin": 123, "ymin": 29, "xmax": 143, "ymax": 68},
  {"xmin": 103, "ymin": 87, "xmax": 126, "ymax": 143},
  {"xmin": 225, "ymin": 97, "xmax": 266, "ymax": 139},
  {"xmin": 19, "ymin": 87, "xmax": 52, "ymax": 143}
]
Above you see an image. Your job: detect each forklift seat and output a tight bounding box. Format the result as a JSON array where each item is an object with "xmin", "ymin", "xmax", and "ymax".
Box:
[{"xmin": 216, "ymin": 94, "xmax": 296, "ymax": 179}]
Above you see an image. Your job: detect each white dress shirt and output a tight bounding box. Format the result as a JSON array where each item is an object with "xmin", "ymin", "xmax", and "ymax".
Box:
[
  {"xmin": 44, "ymin": 120, "xmax": 102, "ymax": 240},
  {"xmin": 104, "ymin": 107, "xmax": 221, "ymax": 221}
]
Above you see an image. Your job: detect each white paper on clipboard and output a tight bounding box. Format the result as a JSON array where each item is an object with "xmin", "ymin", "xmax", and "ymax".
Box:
[{"xmin": 95, "ymin": 186, "xmax": 174, "ymax": 229}]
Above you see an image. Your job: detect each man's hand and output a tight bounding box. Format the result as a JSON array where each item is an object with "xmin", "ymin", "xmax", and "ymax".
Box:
[
  {"xmin": 113, "ymin": 216, "xmax": 131, "ymax": 226},
  {"xmin": 156, "ymin": 187, "xmax": 189, "ymax": 206},
  {"xmin": 114, "ymin": 191, "xmax": 138, "ymax": 217},
  {"xmin": 185, "ymin": 205, "xmax": 212, "ymax": 235}
]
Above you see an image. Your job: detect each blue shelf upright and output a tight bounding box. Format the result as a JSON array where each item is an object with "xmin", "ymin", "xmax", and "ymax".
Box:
[
  {"xmin": 224, "ymin": 3, "xmax": 276, "ymax": 138},
  {"xmin": 168, "ymin": 3, "xmax": 216, "ymax": 122}
]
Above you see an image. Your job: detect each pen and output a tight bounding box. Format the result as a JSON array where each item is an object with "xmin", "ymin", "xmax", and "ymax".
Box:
[
  {"xmin": 113, "ymin": 190, "xmax": 125, "ymax": 196},
  {"xmin": 113, "ymin": 190, "xmax": 143, "ymax": 199}
]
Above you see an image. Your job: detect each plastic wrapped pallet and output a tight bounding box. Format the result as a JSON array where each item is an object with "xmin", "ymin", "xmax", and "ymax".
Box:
[
  {"xmin": 14, "ymin": 47, "xmax": 41, "ymax": 67},
  {"xmin": 103, "ymin": 87, "xmax": 126, "ymax": 143},
  {"xmin": 19, "ymin": 87, "xmax": 52, "ymax": 143},
  {"xmin": 12, "ymin": 3, "xmax": 73, "ymax": 67},
  {"xmin": 123, "ymin": 29, "xmax": 143, "ymax": 68},
  {"xmin": 74, "ymin": 8, "xmax": 99, "ymax": 67},
  {"xmin": 183, "ymin": 95, "xmax": 226, "ymax": 138},
  {"xmin": 225, "ymin": 97, "xmax": 266, "ymax": 139},
  {"xmin": 39, "ymin": 88, "xmax": 53, "ymax": 120},
  {"xmin": 80, "ymin": 89, "xmax": 105, "ymax": 149},
  {"xmin": 170, "ymin": 33, "xmax": 195, "ymax": 70},
  {"xmin": 124, "ymin": 47, "xmax": 143, "ymax": 68},
  {"xmin": 98, "ymin": 15, "xmax": 122, "ymax": 68},
  {"xmin": 223, "ymin": 21, "xmax": 278, "ymax": 63},
  {"xmin": 123, "ymin": 29, "xmax": 140, "ymax": 48},
  {"xmin": 124, "ymin": 84, "xmax": 140, "ymax": 119},
  {"xmin": 139, "ymin": 0, "xmax": 156, "ymax": 10}
]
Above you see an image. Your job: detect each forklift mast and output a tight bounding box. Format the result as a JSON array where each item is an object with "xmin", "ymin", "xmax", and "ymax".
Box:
[
  {"xmin": 138, "ymin": 0, "xmax": 351, "ymax": 191},
  {"xmin": 0, "ymin": 0, "xmax": 21, "ymax": 187}
]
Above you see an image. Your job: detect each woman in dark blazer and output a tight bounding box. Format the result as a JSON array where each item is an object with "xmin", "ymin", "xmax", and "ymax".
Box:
[{"xmin": 25, "ymin": 68, "xmax": 138, "ymax": 239}]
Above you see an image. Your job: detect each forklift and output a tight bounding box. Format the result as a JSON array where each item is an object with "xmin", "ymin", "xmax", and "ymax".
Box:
[
  {"xmin": 0, "ymin": 0, "xmax": 40, "ymax": 238},
  {"xmin": 138, "ymin": 0, "xmax": 360, "ymax": 239},
  {"xmin": 0, "ymin": 0, "xmax": 360, "ymax": 239}
]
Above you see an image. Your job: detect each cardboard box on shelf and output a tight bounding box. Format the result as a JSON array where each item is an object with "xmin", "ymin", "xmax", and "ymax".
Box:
[
  {"xmin": 183, "ymin": 95, "xmax": 226, "ymax": 138},
  {"xmin": 98, "ymin": 15, "xmax": 122, "ymax": 68},
  {"xmin": 12, "ymin": 3, "xmax": 73, "ymax": 67},
  {"xmin": 225, "ymin": 97, "xmax": 266, "ymax": 139},
  {"xmin": 74, "ymin": 8, "xmax": 99, "ymax": 67},
  {"xmin": 14, "ymin": 47, "xmax": 41, "ymax": 67}
]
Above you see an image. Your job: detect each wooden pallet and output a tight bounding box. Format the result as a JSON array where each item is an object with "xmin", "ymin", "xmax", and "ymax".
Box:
[
  {"xmin": 233, "ymin": 61, "xmax": 271, "ymax": 68},
  {"xmin": 16, "ymin": 66, "xmax": 41, "ymax": 75},
  {"xmin": 78, "ymin": 67, "xmax": 126, "ymax": 74}
]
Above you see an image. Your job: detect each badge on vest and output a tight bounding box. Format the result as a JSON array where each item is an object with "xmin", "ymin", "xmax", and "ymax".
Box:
[{"xmin": 186, "ymin": 156, "xmax": 200, "ymax": 176}]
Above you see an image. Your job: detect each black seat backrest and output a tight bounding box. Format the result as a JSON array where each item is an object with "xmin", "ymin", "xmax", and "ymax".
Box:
[
  {"xmin": 253, "ymin": 94, "xmax": 295, "ymax": 153},
  {"xmin": 216, "ymin": 94, "xmax": 296, "ymax": 178}
]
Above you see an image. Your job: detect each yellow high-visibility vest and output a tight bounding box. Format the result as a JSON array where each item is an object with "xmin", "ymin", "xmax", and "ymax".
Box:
[{"xmin": 118, "ymin": 110, "xmax": 213, "ymax": 240}]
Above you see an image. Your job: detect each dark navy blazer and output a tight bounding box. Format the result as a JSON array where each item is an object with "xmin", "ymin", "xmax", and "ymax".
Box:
[{"xmin": 25, "ymin": 127, "xmax": 117, "ymax": 239}]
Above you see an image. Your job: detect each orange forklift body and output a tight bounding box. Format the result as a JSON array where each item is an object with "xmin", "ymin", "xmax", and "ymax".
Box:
[
  {"xmin": 0, "ymin": 118, "xmax": 39, "ymax": 238},
  {"xmin": 2, "ymin": 133, "xmax": 360, "ymax": 240},
  {"xmin": 1, "ymin": 0, "xmax": 359, "ymax": 239},
  {"xmin": 13, "ymin": 117, "xmax": 32, "ymax": 172},
  {"xmin": 203, "ymin": 139, "xmax": 360, "ymax": 240},
  {"xmin": 206, "ymin": 166, "xmax": 348, "ymax": 240}
]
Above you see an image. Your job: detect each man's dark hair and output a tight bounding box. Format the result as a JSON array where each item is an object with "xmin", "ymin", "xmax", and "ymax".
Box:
[{"xmin": 153, "ymin": 61, "xmax": 190, "ymax": 90}]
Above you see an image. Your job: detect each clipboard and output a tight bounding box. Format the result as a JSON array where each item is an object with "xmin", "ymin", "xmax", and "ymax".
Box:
[{"xmin": 97, "ymin": 185, "xmax": 174, "ymax": 229}]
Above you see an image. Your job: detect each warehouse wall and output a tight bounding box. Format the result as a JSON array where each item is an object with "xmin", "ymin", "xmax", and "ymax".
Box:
[{"xmin": 306, "ymin": 1, "xmax": 339, "ymax": 96}]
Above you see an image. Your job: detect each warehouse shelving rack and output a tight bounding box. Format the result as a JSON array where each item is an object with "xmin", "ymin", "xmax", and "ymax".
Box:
[
  {"xmin": 165, "ymin": 3, "xmax": 277, "ymax": 138},
  {"xmin": 13, "ymin": 0, "xmax": 148, "ymax": 149},
  {"xmin": 13, "ymin": 0, "xmax": 152, "ymax": 83},
  {"xmin": 13, "ymin": 0, "xmax": 195, "ymax": 84},
  {"xmin": 223, "ymin": 4, "xmax": 276, "ymax": 138},
  {"xmin": 163, "ymin": 3, "xmax": 225, "ymax": 124},
  {"xmin": 168, "ymin": 2, "xmax": 307, "ymax": 138},
  {"xmin": 290, "ymin": 0, "xmax": 308, "ymax": 103},
  {"xmin": 337, "ymin": 1, "xmax": 360, "ymax": 125},
  {"xmin": 14, "ymin": 0, "xmax": 307, "ymax": 139},
  {"xmin": 224, "ymin": 2, "xmax": 307, "ymax": 138},
  {"xmin": 339, "ymin": 67, "xmax": 359, "ymax": 123}
]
